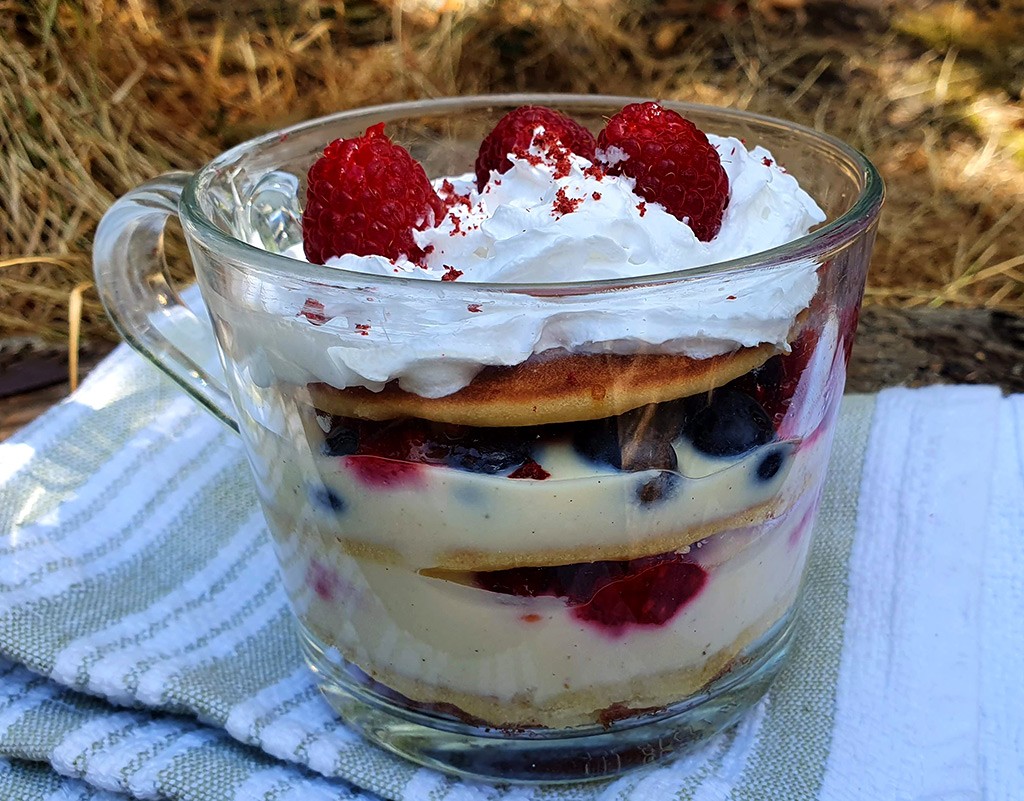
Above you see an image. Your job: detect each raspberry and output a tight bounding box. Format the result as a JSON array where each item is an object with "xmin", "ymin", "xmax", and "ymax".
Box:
[
  {"xmin": 473, "ymin": 553, "xmax": 707, "ymax": 633},
  {"xmin": 597, "ymin": 102, "xmax": 729, "ymax": 241},
  {"xmin": 574, "ymin": 558, "xmax": 706, "ymax": 630},
  {"xmin": 474, "ymin": 106, "xmax": 597, "ymax": 191},
  {"xmin": 508, "ymin": 459, "xmax": 551, "ymax": 480},
  {"xmin": 344, "ymin": 455, "xmax": 425, "ymax": 489},
  {"xmin": 302, "ymin": 123, "xmax": 444, "ymax": 265}
]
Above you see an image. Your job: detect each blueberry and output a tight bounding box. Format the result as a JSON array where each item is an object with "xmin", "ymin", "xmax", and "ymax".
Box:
[
  {"xmin": 621, "ymin": 438, "xmax": 678, "ymax": 473},
  {"xmin": 310, "ymin": 485, "xmax": 346, "ymax": 514},
  {"xmin": 684, "ymin": 389, "xmax": 774, "ymax": 457},
  {"xmin": 574, "ymin": 409, "xmax": 683, "ymax": 473},
  {"xmin": 572, "ymin": 419, "xmax": 623, "ymax": 468},
  {"xmin": 321, "ymin": 421, "xmax": 359, "ymax": 457},
  {"xmin": 756, "ymin": 447, "xmax": 786, "ymax": 482},
  {"xmin": 630, "ymin": 440, "xmax": 681, "ymax": 505},
  {"xmin": 742, "ymin": 355, "xmax": 784, "ymax": 393},
  {"xmin": 643, "ymin": 400, "xmax": 691, "ymax": 442},
  {"xmin": 443, "ymin": 431, "xmax": 531, "ymax": 474},
  {"xmin": 636, "ymin": 472, "xmax": 682, "ymax": 505}
]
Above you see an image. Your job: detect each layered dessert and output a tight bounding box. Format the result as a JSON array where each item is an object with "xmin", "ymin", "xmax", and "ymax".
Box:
[{"xmin": 243, "ymin": 102, "xmax": 847, "ymax": 729}]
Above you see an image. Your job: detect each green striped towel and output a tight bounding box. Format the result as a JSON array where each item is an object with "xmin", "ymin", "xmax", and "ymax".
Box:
[{"xmin": 1, "ymin": 346, "xmax": 1020, "ymax": 800}]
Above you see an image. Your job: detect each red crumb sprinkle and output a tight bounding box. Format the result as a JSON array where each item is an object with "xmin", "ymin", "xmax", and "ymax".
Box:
[
  {"xmin": 637, "ymin": 201, "xmax": 647, "ymax": 217},
  {"xmin": 532, "ymin": 128, "xmax": 576, "ymax": 178},
  {"xmin": 448, "ymin": 212, "xmax": 465, "ymax": 236},
  {"xmin": 522, "ymin": 152, "xmax": 543, "ymax": 166},
  {"xmin": 592, "ymin": 191, "xmax": 602, "ymax": 201},
  {"xmin": 520, "ymin": 613, "xmax": 542, "ymax": 623},
  {"xmin": 553, "ymin": 155, "xmax": 572, "ymax": 179},
  {"xmin": 442, "ymin": 184, "xmax": 472, "ymax": 211},
  {"xmin": 727, "ymin": 295, "xmax": 737, "ymax": 300},
  {"xmin": 584, "ymin": 163, "xmax": 605, "ymax": 180},
  {"xmin": 552, "ymin": 187, "xmax": 583, "ymax": 217},
  {"xmin": 441, "ymin": 264, "xmax": 464, "ymax": 282},
  {"xmin": 762, "ymin": 156, "xmax": 773, "ymax": 167},
  {"xmin": 509, "ymin": 460, "xmax": 551, "ymax": 480},
  {"xmin": 355, "ymin": 323, "xmax": 371, "ymax": 336},
  {"xmin": 298, "ymin": 298, "xmax": 329, "ymax": 326},
  {"xmin": 467, "ymin": 303, "xmax": 482, "ymax": 313}
]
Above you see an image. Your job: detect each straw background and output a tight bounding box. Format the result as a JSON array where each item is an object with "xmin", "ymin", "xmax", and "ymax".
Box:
[{"xmin": 2, "ymin": 0, "xmax": 1023, "ymax": 345}]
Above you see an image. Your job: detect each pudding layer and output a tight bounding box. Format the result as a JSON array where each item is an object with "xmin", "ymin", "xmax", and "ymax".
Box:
[
  {"xmin": 290, "ymin": 388, "xmax": 830, "ymax": 571},
  {"xmin": 274, "ymin": 489, "xmax": 816, "ymax": 728}
]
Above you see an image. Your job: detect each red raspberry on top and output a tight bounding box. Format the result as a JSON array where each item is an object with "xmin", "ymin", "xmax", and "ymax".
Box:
[
  {"xmin": 474, "ymin": 106, "xmax": 597, "ymax": 191},
  {"xmin": 597, "ymin": 102, "xmax": 729, "ymax": 242},
  {"xmin": 302, "ymin": 123, "xmax": 444, "ymax": 265}
]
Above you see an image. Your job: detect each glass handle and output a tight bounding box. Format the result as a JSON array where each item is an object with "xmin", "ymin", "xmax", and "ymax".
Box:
[{"xmin": 92, "ymin": 172, "xmax": 238, "ymax": 432}]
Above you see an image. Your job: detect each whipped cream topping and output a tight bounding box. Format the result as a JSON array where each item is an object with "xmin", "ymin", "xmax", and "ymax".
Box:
[
  {"xmin": 264, "ymin": 131, "xmax": 825, "ymax": 398},
  {"xmin": 321, "ymin": 133, "xmax": 823, "ymax": 282}
]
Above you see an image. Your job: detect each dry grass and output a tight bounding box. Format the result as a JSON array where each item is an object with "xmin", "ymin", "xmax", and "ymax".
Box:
[{"xmin": 2, "ymin": 0, "xmax": 1023, "ymax": 345}]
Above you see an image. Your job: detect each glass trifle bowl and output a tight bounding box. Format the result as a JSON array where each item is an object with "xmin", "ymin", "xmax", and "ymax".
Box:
[{"xmin": 93, "ymin": 94, "xmax": 882, "ymax": 783}]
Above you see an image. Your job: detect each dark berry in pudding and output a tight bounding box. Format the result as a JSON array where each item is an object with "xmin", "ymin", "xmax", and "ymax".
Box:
[
  {"xmin": 311, "ymin": 485, "xmax": 347, "ymax": 513},
  {"xmin": 319, "ymin": 415, "xmax": 535, "ymax": 475},
  {"xmin": 572, "ymin": 404, "xmax": 686, "ymax": 471},
  {"xmin": 572, "ymin": 418, "xmax": 623, "ymax": 467},
  {"xmin": 684, "ymin": 389, "xmax": 774, "ymax": 456},
  {"xmin": 755, "ymin": 447, "xmax": 787, "ymax": 482},
  {"xmin": 441, "ymin": 430, "xmax": 532, "ymax": 474},
  {"xmin": 635, "ymin": 471, "xmax": 681, "ymax": 505},
  {"xmin": 728, "ymin": 326, "xmax": 819, "ymax": 429},
  {"xmin": 322, "ymin": 422, "xmax": 359, "ymax": 457}
]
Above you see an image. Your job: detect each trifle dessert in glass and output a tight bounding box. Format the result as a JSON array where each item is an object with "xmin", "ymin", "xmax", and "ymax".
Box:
[{"xmin": 93, "ymin": 95, "xmax": 882, "ymax": 782}]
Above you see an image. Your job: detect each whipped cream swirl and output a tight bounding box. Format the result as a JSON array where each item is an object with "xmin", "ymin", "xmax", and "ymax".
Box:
[{"xmin": 266, "ymin": 133, "xmax": 825, "ymax": 398}]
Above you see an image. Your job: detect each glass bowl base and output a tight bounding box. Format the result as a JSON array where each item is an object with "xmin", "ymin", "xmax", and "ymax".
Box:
[{"xmin": 299, "ymin": 610, "xmax": 797, "ymax": 784}]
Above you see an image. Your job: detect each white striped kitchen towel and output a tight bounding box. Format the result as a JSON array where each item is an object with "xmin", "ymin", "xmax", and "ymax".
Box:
[{"xmin": 0, "ymin": 344, "xmax": 1020, "ymax": 800}]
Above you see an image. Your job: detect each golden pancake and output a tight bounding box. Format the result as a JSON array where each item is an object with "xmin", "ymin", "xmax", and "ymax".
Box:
[{"xmin": 307, "ymin": 343, "xmax": 778, "ymax": 427}]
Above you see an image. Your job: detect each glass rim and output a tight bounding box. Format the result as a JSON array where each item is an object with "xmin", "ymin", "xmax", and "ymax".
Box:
[{"xmin": 179, "ymin": 93, "xmax": 884, "ymax": 292}]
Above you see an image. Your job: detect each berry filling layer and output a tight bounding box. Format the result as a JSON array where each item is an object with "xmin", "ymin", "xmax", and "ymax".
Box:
[{"xmin": 296, "ymin": 376, "xmax": 823, "ymax": 570}]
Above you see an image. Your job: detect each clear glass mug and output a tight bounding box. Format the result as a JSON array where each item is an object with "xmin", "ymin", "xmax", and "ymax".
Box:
[{"xmin": 93, "ymin": 95, "xmax": 883, "ymax": 783}]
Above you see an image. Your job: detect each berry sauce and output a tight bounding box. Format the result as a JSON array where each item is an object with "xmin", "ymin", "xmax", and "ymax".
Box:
[{"xmin": 473, "ymin": 553, "xmax": 707, "ymax": 636}]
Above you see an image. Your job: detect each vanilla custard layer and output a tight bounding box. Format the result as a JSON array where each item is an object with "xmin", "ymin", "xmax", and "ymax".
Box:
[{"xmin": 271, "ymin": 488, "xmax": 817, "ymax": 728}]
